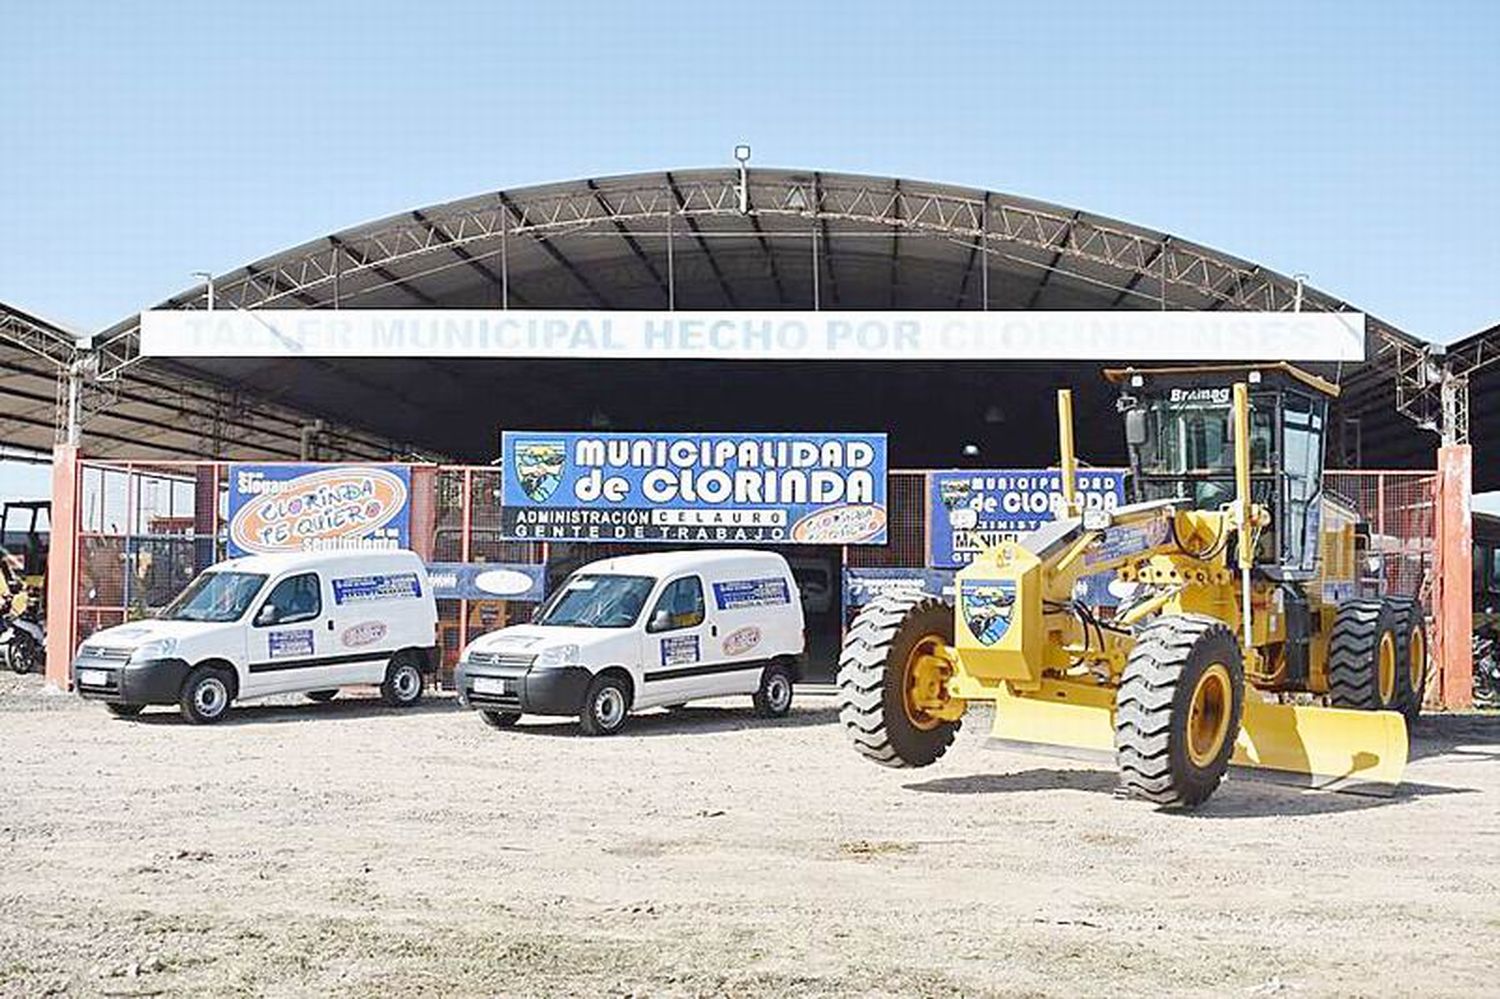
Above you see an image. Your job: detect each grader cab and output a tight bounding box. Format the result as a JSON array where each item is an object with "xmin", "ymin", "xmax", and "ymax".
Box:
[{"xmin": 838, "ymin": 364, "xmax": 1422, "ymax": 808}]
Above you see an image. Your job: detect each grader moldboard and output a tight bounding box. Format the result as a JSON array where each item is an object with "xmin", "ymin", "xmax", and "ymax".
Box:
[{"xmin": 839, "ymin": 364, "xmax": 1422, "ymax": 808}]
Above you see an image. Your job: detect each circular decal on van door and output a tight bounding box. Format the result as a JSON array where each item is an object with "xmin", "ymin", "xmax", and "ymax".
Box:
[
  {"xmin": 341, "ymin": 621, "xmax": 388, "ymax": 648},
  {"xmin": 722, "ymin": 626, "xmax": 762, "ymax": 657}
]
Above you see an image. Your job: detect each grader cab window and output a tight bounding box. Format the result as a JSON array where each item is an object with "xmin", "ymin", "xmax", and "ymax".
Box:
[
  {"xmin": 1133, "ymin": 391, "xmax": 1274, "ymax": 511},
  {"xmin": 1125, "ymin": 377, "xmax": 1330, "ymax": 575}
]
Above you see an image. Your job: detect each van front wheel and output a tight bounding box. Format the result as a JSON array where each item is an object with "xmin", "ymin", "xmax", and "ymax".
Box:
[
  {"xmin": 179, "ymin": 666, "xmax": 234, "ymax": 724},
  {"xmin": 579, "ymin": 674, "xmax": 630, "ymax": 736},
  {"xmin": 380, "ymin": 655, "xmax": 425, "ymax": 707}
]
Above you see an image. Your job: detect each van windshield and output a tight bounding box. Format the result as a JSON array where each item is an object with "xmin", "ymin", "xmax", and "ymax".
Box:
[
  {"xmin": 160, "ymin": 571, "xmax": 267, "ymax": 623},
  {"xmin": 534, "ymin": 574, "xmax": 654, "ymax": 628}
]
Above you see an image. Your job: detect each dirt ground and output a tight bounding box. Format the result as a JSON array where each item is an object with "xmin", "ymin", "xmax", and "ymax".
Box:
[{"xmin": 2, "ymin": 672, "xmax": 1498, "ymax": 998}]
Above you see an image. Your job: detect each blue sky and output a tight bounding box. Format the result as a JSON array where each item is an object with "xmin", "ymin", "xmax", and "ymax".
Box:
[{"xmin": 1, "ymin": 1, "xmax": 1495, "ymax": 341}]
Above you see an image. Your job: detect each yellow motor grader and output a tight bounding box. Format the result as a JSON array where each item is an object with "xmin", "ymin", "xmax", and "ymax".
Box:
[{"xmin": 839, "ymin": 364, "xmax": 1423, "ymax": 807}]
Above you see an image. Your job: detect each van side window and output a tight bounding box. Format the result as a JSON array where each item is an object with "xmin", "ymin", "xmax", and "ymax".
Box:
[
  {"xmin": 647, "ymin": 576, "xmax": 705, "ymax": 633},
  {"xmin": 256, "ymin": 573, "xmax": 322, "ymax": 627}
]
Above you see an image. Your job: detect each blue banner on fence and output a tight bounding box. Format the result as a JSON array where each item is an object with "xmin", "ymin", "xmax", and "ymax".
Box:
[
  {"xmin": 498, "ymin": 432, "xmax": 888, "ymax": 545},
  {"xmin": 226, "ymin": 463, "xmax": 412, "ymax": 557},
  {"xmin": 425, "ymin": 562, "xmax": 546, "ymax": 602},
  {"xmin": 928, "ymin": 469, "xmax": 1126, "ymax": 568},
  {"xmin": 842, "ymin": 567, "xmax": 956, "ymax": 613}
]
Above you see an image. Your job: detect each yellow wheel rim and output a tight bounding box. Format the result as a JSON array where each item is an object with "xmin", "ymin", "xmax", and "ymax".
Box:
[
  {"xmin": 1377, "ymin": 632, "xmax": 1397, "ymax": 705},
  {"xmin": 1186, "ymin": 663, "xmax": 1233, "ymax": 769},
  {"xmin": 902, "ymin": 634, "xmax": 947, "ymax": 731},
  {"xmin": 1409, "ymin": 626, "xmax": 1426, "ymax": 694}
]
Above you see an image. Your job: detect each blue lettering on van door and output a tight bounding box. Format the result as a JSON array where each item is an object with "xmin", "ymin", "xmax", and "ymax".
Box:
[
  {"xmin": 712, "ymin": 578, "xmax": 791, "ymax": 610},
  {"xmin": 660, "ymin": 634, "xmax": 699, "ymax": 666},
  {"xmin": 269, "ymin": 629, "xmax": 315, "ymax": 658}
]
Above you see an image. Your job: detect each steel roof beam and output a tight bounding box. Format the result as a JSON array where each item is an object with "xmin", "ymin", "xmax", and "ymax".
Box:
[
  {"xmin": 329, "ymin": 236, "xmax": 438, "ymax": 306},
  {"xmin": 410, "ymin": 209, "xmax": 524, "ymax": 306},
  {"xmin": 746, "ymin": 212, "xmax": 787, "ymax": 305},
  {"xmin": 813, "ymin": 173, "xmax": 840, "ymax": 307},
  {"xmin": 1025, "ymin": 210, "xmax": 1083, "ymax": 310},
  {"xmin": 497, "ymin": 192, "xmax": 611, "ymax": 308},
  {"xmin": 588, "ymin": 180, "xmax": 670, "ymax": 304},
  {"xmin": 665, "ymin": 172, "xmax": 738, "ymax": 308}
]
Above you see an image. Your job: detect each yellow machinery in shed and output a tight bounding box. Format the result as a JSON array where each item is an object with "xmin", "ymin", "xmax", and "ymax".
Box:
[{"xmin": 838, "ymin": 364, "xmax": 1422, "ymax": 807}]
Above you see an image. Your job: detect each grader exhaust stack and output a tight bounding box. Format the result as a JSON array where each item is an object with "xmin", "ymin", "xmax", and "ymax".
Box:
[{"xmin": 838, "ymin": 364, "xmax": 1418, "ymax": 807}]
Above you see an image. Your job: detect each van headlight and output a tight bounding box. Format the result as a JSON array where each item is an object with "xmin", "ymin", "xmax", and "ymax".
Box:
[
  {"xmin": 129, "ymin": 638, "xmax": 178, "ymax": 662},
  {"xmin": 532, "ymin": 644, "xmax": 581, "ymax": 670}
]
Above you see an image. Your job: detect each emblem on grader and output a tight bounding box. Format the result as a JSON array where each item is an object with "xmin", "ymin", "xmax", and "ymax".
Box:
[{"xmin": 839, "ymin": 364, "xmax": 1422, "ymax": 807}]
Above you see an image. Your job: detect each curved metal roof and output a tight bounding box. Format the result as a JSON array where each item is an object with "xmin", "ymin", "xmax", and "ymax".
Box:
[{"xmin": 68, "ymin": 168, "xmax": 1430, "ymax": 466}]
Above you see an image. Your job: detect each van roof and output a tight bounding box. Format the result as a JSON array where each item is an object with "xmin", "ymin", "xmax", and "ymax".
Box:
[
  {"xmin": 208, "ymin": 548, "xmax": 421, "ymax": 576},
  {"xmin": 579, "ymin": 549, "xmax": 787, "ymax": 577}
]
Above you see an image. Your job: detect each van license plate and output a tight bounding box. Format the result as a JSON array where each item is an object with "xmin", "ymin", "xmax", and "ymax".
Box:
[
  {"xmin": 78, "ymin": 669, "xmax": 108, "ymax": 687},
  {"xmin": 472, "ymin": 676, "xmax": 509, "ymax": 696}
]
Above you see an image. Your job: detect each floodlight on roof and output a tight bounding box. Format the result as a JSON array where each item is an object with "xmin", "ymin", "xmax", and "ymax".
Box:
[
  {"xmin": 191, "ymin": 271, "xmax": 215, "ymax": 310},
  {"xmin": 734, "ymin": 144, "xmax": 751, "ymax": 214}
]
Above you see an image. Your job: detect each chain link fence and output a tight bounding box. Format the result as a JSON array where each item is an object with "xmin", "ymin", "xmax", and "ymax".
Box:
[{"xmin": 67, "ymin": 461, "xmax": 1438, "ymax": 676}]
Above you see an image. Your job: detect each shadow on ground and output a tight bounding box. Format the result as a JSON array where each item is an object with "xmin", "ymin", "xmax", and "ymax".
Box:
[
  {"xmin": 1407, "ymin": 711, "xmax": 1500, "ymax": 763},
  {"xmin": 110, "ymin": 692, "xmax": 462, "ymax": 726},
  {"xmin": 501, "ymin": 703, "xmax": 840, "ymax": 738},
  {"xmin": 903, "ymin": 766, "xmax": 1475, "ymax": 817}
]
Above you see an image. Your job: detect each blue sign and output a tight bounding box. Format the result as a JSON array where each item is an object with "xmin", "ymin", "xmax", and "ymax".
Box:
[
  {"xmin": 499, "ymin": 432, "xmax": 888, "ymax": 545},
  {"xmin": 660, "ymin": 634, "xmax": 700, "ymax": 666},
  {"xmin": 928, "ymin": 469, "xmax": 1126, "ymax": 568},
  {"xmin": 842, "ymin": 567, "xmax": 956, "ymax": 613},
  {"xmin": 712, "ymin": 578, "xmax": 792, "ymax": 610},
  {"xmin": 425, "ymin": 562, "xmax": 546, "ymax": 602},
  {"xmin": 268, "ymin": 629, "xmax": 314, "ymax": 659},
  {"xmin": 226, "ymin": 463, "xmax": 411, "ymax": 558},
  {"xmin": 331, "ymin": 572, "xmax": 423, "ymax": 605}
]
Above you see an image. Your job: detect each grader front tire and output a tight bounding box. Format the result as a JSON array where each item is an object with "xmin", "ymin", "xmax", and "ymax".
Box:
[
  {"xmin": 837, "ymin": 594, "xmax": 960, "ymax": 769},
  {"xmin": 1115, "ymin": 615, "xmax": 1245, "ymax": 809}
]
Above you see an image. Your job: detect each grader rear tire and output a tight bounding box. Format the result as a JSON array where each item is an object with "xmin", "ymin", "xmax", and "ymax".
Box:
[
  {"xmin": 1328, "ymin": 599, "xmax": 1400, "ymax": 711},
  {"xmin": 1115, "ymin": 614, "xmax": 1245, "ymax": 809},
  {"xmin": 1390, "ymin": 599, "xmax": 1428, "ymax": 724},
  {"xmin": 837, "ymin": 594, "xmax": 960, "ymax": 768}
]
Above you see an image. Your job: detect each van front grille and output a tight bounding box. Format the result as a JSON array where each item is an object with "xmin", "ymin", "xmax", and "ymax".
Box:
[{"xmin": 467, "ymin": 652, "xmax": 535, "ymax": 670}]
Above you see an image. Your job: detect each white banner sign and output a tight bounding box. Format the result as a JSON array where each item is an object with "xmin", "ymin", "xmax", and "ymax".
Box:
[{"xmin": 140, "ymin": 309, "xmax": 1366, "ymax": 362}]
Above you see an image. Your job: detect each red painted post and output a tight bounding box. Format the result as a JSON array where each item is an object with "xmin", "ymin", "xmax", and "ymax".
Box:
[
  {"xmin": 1432, "ymin": 445, "xmax": 1473, "ymax": 708},
  {"xmin": 458, "ymin": 468, "xmax": 472, "ymax": 664},
  {"xmin": 44, "ymin": 445, "xmax": 81, "ymax": 689}
]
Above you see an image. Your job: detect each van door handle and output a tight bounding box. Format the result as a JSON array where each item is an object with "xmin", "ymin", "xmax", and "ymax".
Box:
[
  {"xmin": 711, "ymin": 625, "xmax": 718, "ymax": 637},
  {"xmin": 327, "ymin": 620, "xmax": 335, "ymax": 631}
]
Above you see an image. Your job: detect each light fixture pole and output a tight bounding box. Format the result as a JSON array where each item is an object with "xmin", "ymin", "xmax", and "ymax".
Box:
[
  {"xmin": 192, "ymin": 271, "xmax": 215, "ymax": 310},
  {"xmin": 734, "ymin": 144, "xmax": 751, "ymax": 214}
]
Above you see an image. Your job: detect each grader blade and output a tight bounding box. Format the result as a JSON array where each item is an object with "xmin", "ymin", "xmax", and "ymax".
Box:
[
  {"xmin": 985, "ymin": 684, "xmax": 1408, "ymax": 796},
  {"xmin": 987, "ymin": 681, "xmax": 1117, "ymax": 760},
  {"xmin": 1232, "ymin": 698, "xmax": 1407, "ymax": 796}
]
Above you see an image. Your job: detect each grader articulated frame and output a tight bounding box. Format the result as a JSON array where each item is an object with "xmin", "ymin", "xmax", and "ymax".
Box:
[{"xmin": 839, "ymin": 365, "xmax": 1421, "ymax": 808}]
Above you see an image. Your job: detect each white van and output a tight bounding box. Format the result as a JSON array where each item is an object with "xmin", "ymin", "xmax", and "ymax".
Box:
[
  {"xmin": 455, "ymin": 550, "xmax": 805, "ymax": 735},
  {"xmin": 73, "ymin": 549, "xmax": 438, "ymax": 724}
]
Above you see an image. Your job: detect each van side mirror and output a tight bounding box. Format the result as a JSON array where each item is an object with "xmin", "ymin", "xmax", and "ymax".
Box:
[
  {"xmin": 1124, "ymin": 408, "xmax": 1149, "ymax": 448},
  {"xmin": 650, "ymin": 608, "xmax": 673, "ymax": 632},
  {"xmin": 255, "ymin": 604, "xmax": 278, "ymax": 626}
]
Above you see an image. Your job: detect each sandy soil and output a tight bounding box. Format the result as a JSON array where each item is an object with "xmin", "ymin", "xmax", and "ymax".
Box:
[{"xmin": 1, "ymin": 671, "xmax": 1498, "ymax": 998}]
